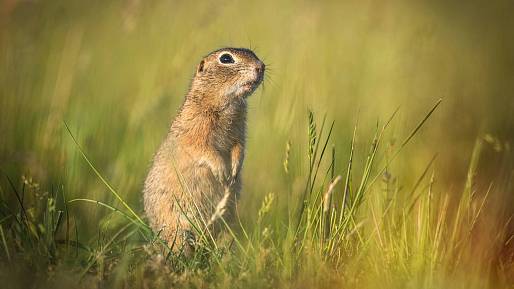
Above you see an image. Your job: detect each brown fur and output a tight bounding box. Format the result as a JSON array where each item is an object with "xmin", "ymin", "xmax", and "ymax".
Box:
[{"xmin": 143, "ymin": 48, "xmax": 264, "ymax": 253}]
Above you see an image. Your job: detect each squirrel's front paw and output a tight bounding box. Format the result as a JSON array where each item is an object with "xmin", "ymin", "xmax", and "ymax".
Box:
[
  {"xmin": 211, "ymin": 164, "xmax": 230, "ymax": 184},
  {"xmin": 200, "ymin": 152, "xmax": 231, "ymax": 185}
]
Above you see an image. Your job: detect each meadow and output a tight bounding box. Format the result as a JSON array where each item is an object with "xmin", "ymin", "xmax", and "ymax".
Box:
[{"xmin": 0, "ymin": 0, "xmax": 513, "ymax": 288}]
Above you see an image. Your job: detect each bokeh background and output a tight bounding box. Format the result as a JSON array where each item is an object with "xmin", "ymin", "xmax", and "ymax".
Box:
[{"xmin": 1, "ymin": 0, "xmax": 513, "ymax": 235}]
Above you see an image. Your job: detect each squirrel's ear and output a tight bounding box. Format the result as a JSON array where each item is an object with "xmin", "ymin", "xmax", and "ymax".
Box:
[{"xmin": 197, "ymin": 60, "xmax": 205, "ymax": 74}]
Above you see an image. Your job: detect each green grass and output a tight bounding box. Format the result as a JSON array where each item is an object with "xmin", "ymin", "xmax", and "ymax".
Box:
[
  {"xmin": 1, "ymin": 105, "xmax": 512, "ymax": 288},
  {"xmin": 1, "ymin": 1, "xmax": 513, "ymax": 288}
]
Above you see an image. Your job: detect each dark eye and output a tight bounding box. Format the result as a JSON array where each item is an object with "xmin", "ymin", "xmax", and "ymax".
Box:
[{"xmin": 219, "ymin": 53, "xmax": 235, "ymax": 64}]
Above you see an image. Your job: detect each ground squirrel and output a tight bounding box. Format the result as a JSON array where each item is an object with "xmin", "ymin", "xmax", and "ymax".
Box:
[{"xmin": 143, "ymin": 48, "xmax": 265, "ymax": 253}]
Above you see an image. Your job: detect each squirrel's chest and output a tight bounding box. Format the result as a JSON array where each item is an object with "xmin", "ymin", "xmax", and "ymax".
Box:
[{"xmin": 210, "ymin": 117, "xmax": 245, "ymax": 150}]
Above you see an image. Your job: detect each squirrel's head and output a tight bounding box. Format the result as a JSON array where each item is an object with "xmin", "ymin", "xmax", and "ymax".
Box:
[{"xmin": 190, "ymin": 48, "xmax": 265, "ymax": 102}]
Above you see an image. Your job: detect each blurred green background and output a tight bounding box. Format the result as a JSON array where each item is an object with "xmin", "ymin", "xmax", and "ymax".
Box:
[{"xmin": 1, "ymin": 0, "xmax": 513, "ymax": 235}]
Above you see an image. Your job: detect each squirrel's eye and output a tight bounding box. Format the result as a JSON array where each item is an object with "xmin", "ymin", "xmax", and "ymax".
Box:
[{"xmin": 219, "ymin": 53, "xmax": 235, "ymax": 64}]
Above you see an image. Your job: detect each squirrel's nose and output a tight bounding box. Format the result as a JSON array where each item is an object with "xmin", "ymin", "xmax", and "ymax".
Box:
[{"xmin": 255, "ymin": 61, "xmax": 265, "ymax": 75}]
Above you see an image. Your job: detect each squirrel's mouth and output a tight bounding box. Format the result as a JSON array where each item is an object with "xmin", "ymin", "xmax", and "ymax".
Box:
[
  {"xmin": 241, "ymin": 76, "xmax": 263, "ymax": 92},
  {"xmin": 241, "ymin": 81, "xmax": 257, "ymax": 90}
]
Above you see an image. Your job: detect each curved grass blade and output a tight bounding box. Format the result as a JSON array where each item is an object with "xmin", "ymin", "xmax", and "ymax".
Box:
[{"xmin": 63, "ymin": 121, "xmax": 145, "ymax": 226}]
